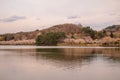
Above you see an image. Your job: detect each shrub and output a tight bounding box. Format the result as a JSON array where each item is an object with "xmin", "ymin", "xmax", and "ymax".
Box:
[
  {"xmin": 82, "ymin": 27, "xmax": 97, "ymax": 39},
  {"xmin": 36, "ymin": 32, "xmax": 66, "ymax": 46},
  {"xmin": 97, "ymin": 31, "xmax": 106, "ymax": 39},
  {"xmin": 110, "ymin": 31, "xmax": 114, "ymax": 38}
]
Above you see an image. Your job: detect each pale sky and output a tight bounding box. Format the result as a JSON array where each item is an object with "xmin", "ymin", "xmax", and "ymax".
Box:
[{"xmin": 0, "ymin": 0, "xmax": 120, "ymax": 34}]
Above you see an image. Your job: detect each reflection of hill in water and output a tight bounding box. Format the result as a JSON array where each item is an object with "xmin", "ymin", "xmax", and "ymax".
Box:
[
  {"xmin": 2, "ymin": 48, "xmax": 120, "ymax": 64},
  {"xmin": 1, "ymin": 47, "xmax": 120, "ymax": 68}
]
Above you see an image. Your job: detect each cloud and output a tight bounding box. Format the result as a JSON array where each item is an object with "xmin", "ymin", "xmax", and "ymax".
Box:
[
  {"xmin": 0, "ymin": 15, "xmax": 26, "ymax": 22},
  {"xmin": 67, "ymin": 16, "xmax": 80, "ymax": 19}
]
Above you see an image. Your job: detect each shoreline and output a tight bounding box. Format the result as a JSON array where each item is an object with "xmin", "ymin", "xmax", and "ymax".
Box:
[
  {"xmin": 0, "ymin": 45, "xmax": 119, "ymax": 50},
  {"xmin": 0, "ymin": 38, "xmax": 120, "ymax": 47}
]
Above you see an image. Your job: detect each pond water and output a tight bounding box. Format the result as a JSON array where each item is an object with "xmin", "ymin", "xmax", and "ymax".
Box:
[{"xmin": 0, "ymin": 46, "xmax": 120, "ymax": 80}]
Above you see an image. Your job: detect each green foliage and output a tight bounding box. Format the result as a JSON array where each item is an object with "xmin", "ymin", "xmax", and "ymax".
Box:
[
  {"xmin": 82, "ymin": 27, "xmax": 97, "ymax": 39},
  {"xmin": 36, "ymin": 32, "xmax": 66, "ymax": 46},
  {"xmin": 97, "ymin": 31, "xmax": 106, "ymax": 39}
]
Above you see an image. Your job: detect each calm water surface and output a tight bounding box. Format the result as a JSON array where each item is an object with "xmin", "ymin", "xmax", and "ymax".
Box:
[{"xmin": 0, "ymin": 46, "xmax": 120, "ymax": 80}]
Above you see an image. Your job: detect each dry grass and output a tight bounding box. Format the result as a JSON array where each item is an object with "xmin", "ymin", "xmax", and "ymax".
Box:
[{"xmin": 0, "ymin": 39, "xmax": 35, "ymax": 45}]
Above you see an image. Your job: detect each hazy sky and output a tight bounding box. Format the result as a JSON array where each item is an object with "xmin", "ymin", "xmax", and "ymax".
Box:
[{"xmin": 0, "ymin": 0, "xmax": 120, "ymax": 34}]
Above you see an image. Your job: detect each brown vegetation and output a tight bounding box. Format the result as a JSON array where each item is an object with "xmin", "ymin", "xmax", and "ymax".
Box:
[{"xmin": 0, "ymin": 23, "xmax": 120, "ymax": 46}]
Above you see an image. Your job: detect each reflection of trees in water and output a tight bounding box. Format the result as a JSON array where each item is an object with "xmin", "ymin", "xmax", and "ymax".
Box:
[
  {"xmin": 36, "ymin": 48, "xmax": 96, "ymax": 68},
  {"xmin": 1, "ymin": 48, "xmax": 120, "ymax": 68},
  {"xmin": 0, "ymin": 49, "xmax": 36, "ymax": 56},
  {"xmin": 103, "ymin": 48, "xmax": 120, "ymax": 62},
  {"xmin": 35, "ymin": 48, "xmax": 120, "ymax": 68},
  {"xmin": 2, "ymin": 48, "xmax": 120, "ymax": 62},
  {"xmin": 2, "ymin": 48, "xmax": 120, "ymax": 63},
  {"xmin": 36, "ymin": 48, "xmax": 120, "ymax": 63},
  {"xmin": 36, "ymin": 48, "xmax": 95, "ymax": 61}
]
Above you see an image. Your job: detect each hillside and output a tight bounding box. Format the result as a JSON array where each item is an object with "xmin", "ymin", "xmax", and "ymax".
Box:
[
  {"xmin": 103, "ymin": 25, "xmax": 120, "ymax": 38},
  {"xmin": 104, "ymin": 25, "xmax": 120, "ymax": 32},
  {"xmin": 41, "ymin": 23, "xmax": 87, "ymax": 39},
  {"xmin": 0, "ymin": 23, "xmax": 120, "ymax": 46},
  {"xmin": 42, "ymin": 23, "xmax": 83, "ymax": 34},
  {"xmin": 0, "ymin": 30, "xmax": 40, "ymax": 41}
]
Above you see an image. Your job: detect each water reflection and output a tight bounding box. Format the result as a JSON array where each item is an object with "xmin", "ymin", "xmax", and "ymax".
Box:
[
  {"xmin": 35, "ymin": 48, "xmax": 120, "ymax": 68},
  {"xmin": 1, "ymin": 48, "xmax": 120, "ymax": 67},
  {"xmin": 36, "ymin": 48, "xmax": 120, "ymax": 61},
  {"xmin": 0, "ymin": 47, "xmax": 120, "ymax": 80}
]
